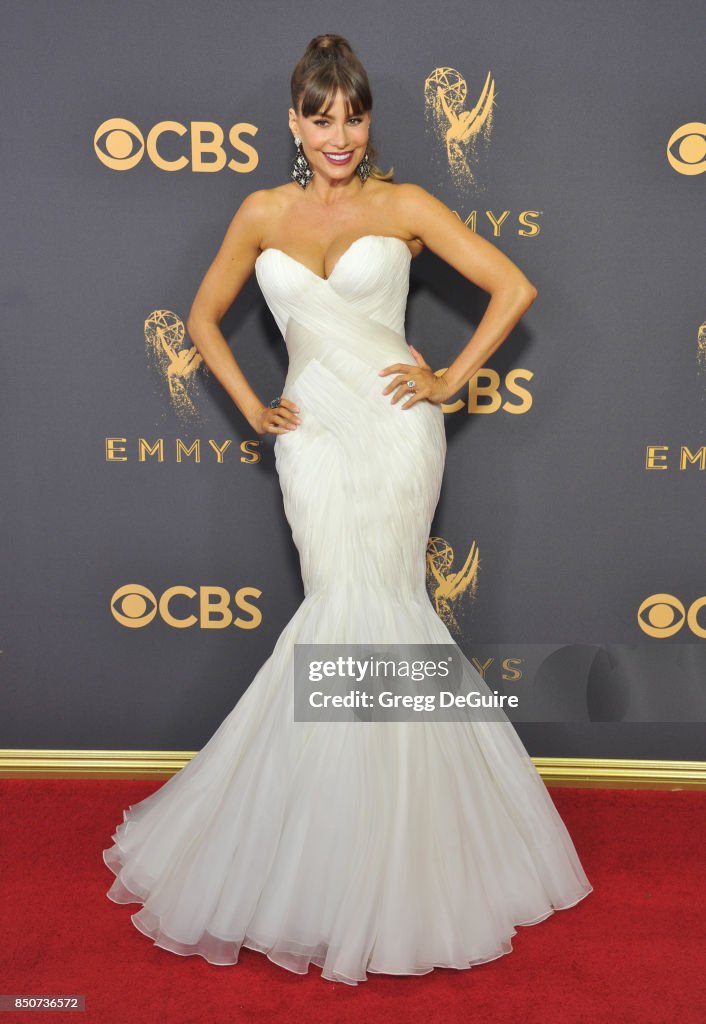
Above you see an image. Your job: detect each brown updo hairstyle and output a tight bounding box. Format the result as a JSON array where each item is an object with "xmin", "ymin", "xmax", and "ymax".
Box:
[{"xmin": 290, "ymin": 34, "xmax": 395, "ymax": 182}]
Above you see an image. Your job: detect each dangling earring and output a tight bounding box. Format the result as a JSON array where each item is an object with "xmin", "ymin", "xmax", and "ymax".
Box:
[
  {"xmin": 290, "ymin": 135, "xmax": 313, "ymax": 189},
  {"xmin": 356, "ymin": 146, "xmax": 371, "ymax": 184}
]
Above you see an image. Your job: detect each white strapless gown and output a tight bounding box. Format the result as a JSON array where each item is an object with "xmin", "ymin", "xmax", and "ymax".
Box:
[{"xmin": 103, "ymin": 234, "xmax": 593, "ymax": 985}]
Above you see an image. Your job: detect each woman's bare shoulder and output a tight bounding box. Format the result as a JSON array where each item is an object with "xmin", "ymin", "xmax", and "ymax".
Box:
[
  {"xmin": 367, "ymin": 178, "xmax": 433, "ymax": 212},
  {"xmin": 226, "ymin": 184, "xmax": 299, "ymax": 248},
  {"xmin": 236, "ymin": 183, "xmax": 297, "ymax": 217},
  {"xmin": 384, "ymin": 180, "xmax": 432, "ymax": 202},
  {"xmin": 236, "ymin": 184, "xmax": 300, "ymax": 235}
]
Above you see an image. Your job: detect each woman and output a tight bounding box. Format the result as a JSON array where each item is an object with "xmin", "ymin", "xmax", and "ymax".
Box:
[{"xmin": 103, "ymin": 33, "xmax": 592, "ymax": 986}]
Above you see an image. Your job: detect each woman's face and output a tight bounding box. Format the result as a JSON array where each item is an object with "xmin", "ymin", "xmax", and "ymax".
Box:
[{"xmin": 289, "ymin": 89, "xmax": 370, "ymax": 180}]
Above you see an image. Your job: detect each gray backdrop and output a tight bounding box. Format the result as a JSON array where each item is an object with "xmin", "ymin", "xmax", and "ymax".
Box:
[{"xmin": 2, "ymin": 0, "xmax": 704, "ymax": 760}]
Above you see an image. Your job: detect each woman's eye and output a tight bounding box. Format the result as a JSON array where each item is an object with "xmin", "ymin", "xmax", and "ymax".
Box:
[{"xmin": 314, "ymin": 118, "xmax": 361, "ymax": 126}]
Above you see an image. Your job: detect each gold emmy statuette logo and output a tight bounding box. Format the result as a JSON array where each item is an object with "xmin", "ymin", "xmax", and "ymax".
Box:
[
  {"xmin": 425, "ymin": 535, "xmax": 480, "ymax": 634},
  {"xmin": 666, "ymin": 122, "xmax": 706, "ymax": 176},
  {"xmin": 144, "ymin": 310, "xmax": 207, "ymax": 421},
  {"xmin": 424, "ymin": 68, "xmax": 496, "ymax": 189},
  {"xmin": 697, "ymin": 320, "xmax": 706, "ymax": 384}
]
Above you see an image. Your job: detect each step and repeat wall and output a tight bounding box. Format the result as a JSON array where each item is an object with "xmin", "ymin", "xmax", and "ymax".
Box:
[{"xmin": 2, "ymin": 1, "xmax": 704, "ymax": 759}]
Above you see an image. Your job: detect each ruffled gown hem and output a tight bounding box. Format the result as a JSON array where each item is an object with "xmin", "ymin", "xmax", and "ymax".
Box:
[{"xmin": 103, "ymin": 846, "xmax": 593, "ymax": 986}]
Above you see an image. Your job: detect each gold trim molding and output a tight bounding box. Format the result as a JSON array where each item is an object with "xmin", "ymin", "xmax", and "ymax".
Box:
[{"xmin": 0, "ymin": 750, "xmax": 705, "ymax": 789}]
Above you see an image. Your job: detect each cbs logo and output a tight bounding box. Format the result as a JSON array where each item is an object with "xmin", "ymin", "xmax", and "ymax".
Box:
[
  {"xmin": 439, "ymin": 368, "xmax": 534, "ymax": 414},
  {"xmin": 666, "ymin": 122, "xmax": 706, "ymax": 176},
  {"xmin": 94, "ymin": 118, "xmax": 258, "ymax": 172},
  {"xmin": 637, "ymin": 593, "xmax": 706, "ymax": 638},
  {"xmin": 111, "ymin": 583, "xmax": 262, "ymax": 629}
]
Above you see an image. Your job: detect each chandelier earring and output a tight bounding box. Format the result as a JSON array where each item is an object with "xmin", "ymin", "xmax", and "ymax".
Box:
[
  {"xmin": 290, "ymin": 135, "xmax": 314, "ymax": 189},
  {"xmin": 356, "ymin": 146, "xmax": 372, "ymax": 184}
]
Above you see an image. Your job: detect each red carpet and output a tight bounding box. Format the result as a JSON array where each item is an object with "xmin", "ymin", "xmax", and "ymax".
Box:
[{"xmin": 1, "ymin": 779, "xmax": 703, "ymax": 1023}]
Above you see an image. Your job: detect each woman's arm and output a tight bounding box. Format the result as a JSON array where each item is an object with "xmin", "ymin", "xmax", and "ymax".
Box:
[
  {"xmin": 393, "ymin": 183, "xmax": 538, "ymax": 399},
  {"xmin": 186, "ymin": 190, "xmax": 298, "ymax": 435}
]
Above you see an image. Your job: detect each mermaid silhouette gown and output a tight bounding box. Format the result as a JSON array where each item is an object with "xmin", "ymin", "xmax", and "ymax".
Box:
[{"xmin": 103, "ymin": 234, "xmax": 593, "ymax": 985}]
